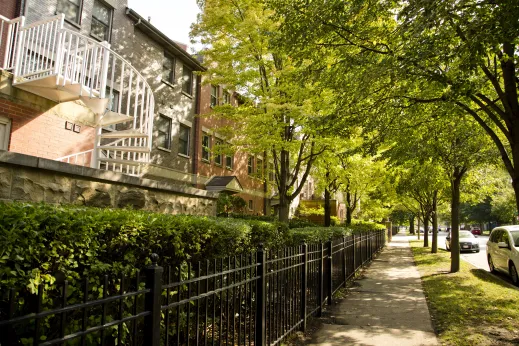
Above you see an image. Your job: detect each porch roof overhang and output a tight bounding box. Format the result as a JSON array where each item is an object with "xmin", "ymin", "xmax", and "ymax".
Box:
[
  {"xmin": 126, "ymin": 8, "xmax": 206, "ymax": 72},
  {"xmin": 205, "ymin": 176, "xmax": 243, "ymax": 194}
]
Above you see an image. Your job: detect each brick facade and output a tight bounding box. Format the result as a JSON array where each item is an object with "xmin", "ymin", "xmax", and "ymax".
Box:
[
  {"xmin": 196, "ymin": 81, "xmax": 266, "ymax": 215},
  {"xmin": 0, "ymin": 0, "xmax": 271, "ymax": 215}
]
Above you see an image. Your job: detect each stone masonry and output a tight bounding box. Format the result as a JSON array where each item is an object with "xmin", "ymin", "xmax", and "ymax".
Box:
[{"xmin": 0, "ymin": 151, "xmax": 218, "ymax": 215}]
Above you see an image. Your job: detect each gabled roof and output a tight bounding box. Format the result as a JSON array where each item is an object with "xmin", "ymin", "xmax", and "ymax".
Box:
[
  {"xmin": 205, "ymin": 176, "xmax": 243, "ymax": 194},
  {"xmin": 126, "ymin": 8, "xmax": 206, "ymax": 72}
]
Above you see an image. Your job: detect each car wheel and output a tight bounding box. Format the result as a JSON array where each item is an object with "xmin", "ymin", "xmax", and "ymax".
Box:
[
  {"xmin": 488, "ymin": 255, "xmax": 496, "ymax": 273},
  {"xmin": 510, "ymin": 263, "xmax": 519, "ymax": 286},
  {"xmin": 446, "ymin": 244, "xmax": 450, "ymax": 251},
  {"xmin": 475, "ymin": 250, "xmax": 480, "ymax": 253}
]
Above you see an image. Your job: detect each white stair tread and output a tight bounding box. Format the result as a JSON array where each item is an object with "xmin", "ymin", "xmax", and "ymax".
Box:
[
  {"xmin": 100, "ymin": 158, "xmax": 145, "ymax": 166},
  {"xmin": 99, "ymin": 129, "xmax": 148, "ymax": 139},
  {"xmin": 98, "ymin": 145, "xmax": 150, "ymax": 153},
  {"xmin": 13, "ymin": 74, "xmax": 58, "ymax": 88},
  {"xmin": 80, "ymin": 96, "xmax": 109, "ymax": 114},
  {"xmin": 14, "ymin": 83, "xmax": 79, "ymax": 102},
  {"xmin": 99, "ymin": 112, "xmax": 134, "ymax": 126}
]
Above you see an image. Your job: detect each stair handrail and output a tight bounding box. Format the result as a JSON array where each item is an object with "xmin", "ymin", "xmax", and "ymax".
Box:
[
  {"xmin": 0, "ymin": 15, "xmax": 25, "ymax": 70},
  {"xmin": 57, "ymin": 27, "xmax": 155, "ymax": 142}
]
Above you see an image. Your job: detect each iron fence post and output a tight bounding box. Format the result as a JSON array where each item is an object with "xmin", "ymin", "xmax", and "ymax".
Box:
[
  {"xmin": 317, "ymin": 242, "xmax": 324, "ymax": 317},
  {"xmin": 144, "ymin": 253, "xmax": 163, "ymax": 346},
  {"xmin": 326, "ymin": 239, "xmax": 333, "ymax": 305},
  {"xmin": 342, "ymin": 236, "xmax": 347, "ymax": 286},
  {"xmin": 353, "ymin": 234, "xmax": 356, "ymax": 273},
  {"xmin": 300, "ymin": 243, "xmax": 308, "ymax": 332},
  {"xmin": 255, "ymin": 244, "xmax": 266, "ymax": 346}
]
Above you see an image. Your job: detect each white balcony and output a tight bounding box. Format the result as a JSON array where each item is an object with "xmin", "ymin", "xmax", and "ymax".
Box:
[{"xmin": 0, "ymin": 14, "xmax": 155, "ymax": 176}]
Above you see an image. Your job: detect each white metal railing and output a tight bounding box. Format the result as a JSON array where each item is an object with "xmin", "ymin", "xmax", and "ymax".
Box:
[
  {"xmin": 56, "ymin": 149, "xmax": 93, "ymax": 166},
  {"xmin": 0, "ymin": 15, "xmax": 25, "ymax": 70},
  {"xmin": 1, "ymin": 14, "xmax": 156, "ymax": 175}
]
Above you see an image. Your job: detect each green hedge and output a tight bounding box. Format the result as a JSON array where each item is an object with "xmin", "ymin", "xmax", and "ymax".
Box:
[
  {"xmin": 0, "ymin": 203, "xmax": 289, "ymax": 292},
  {"xmin": 0, "ymin": 203, "xmax": 385, "ymax": 292},
  {"xmin": 350, "ymin": 219, "xmax": 387, "ymax": 232}
]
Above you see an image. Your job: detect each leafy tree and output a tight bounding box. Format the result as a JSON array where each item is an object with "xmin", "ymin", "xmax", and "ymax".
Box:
[
  {"xmin": 271, "ymin": 0, "xmax": 519, "ymax": 223},
  {"xmin": 192, "ymin": 0, "xmax": 329, "ymax": 222}
]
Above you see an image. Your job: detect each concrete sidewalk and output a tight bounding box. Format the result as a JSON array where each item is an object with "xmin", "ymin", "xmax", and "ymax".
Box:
[{"xmin": 306, "ymin": 233, "xmax": 439, "ymax": 346}]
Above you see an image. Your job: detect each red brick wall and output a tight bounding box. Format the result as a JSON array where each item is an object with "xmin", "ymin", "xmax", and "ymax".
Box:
[
  {"xmin": 196, "ymin": 82, "xmax": 265, "ymax": 214},
  {"xmin": 0, "ymin": 98, "xmax": 95, "ymax": 161},
  {"xmin": 0, "ymin": 0, "xmax": 20, "ymax": 67},
  {"xmin": 0, "ymin": 0, "xmax": 18, "ymax": 18}
]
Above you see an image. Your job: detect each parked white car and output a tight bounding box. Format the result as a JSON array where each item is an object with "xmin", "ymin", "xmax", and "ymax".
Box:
[{"xmin": 487, "ymin": 225, "xmax": 519, "ymax": 286}]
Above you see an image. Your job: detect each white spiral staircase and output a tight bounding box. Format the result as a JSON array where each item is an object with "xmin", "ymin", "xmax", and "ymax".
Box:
[{"xmin": 0, "ymin": 14, "xmax": 155, "ymax": 176}]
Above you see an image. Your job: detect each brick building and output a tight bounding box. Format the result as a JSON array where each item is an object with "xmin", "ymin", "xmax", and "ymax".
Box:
[
  {"xmin": 0, "ymin": 0, "xmax": 268, "ymax": 215},
  {"xmin": 194, "ymin": 80, "xmax": 267, "ymax": 215}
]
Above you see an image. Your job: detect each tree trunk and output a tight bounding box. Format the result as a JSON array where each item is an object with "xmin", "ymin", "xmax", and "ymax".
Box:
[
  {"xmin": 346, "ymin": 188, "xmax": 352, "ymax": 225},
  {"xmin": 417, "ymin": 218, "xmax": 421, "ymax": 240},
  {"xmin": 278, "ymin": 149, "xmax": 290, "ymax": 223},
  {"xmin": 431, "ymin": 191, "xmax": 438, "ymax": 253},
  {"xmin": 409, "ymin": 215, "xmax": 415, "ymax": 234},
  {"xmin": 423, "ymin": 212, "xmax": 429, "ymax": 247},
  {"xmin": 450, "ymin": 172, "xmax": 463, "ymax": 273},
  {"xmin": 324, "ymin": 187, "xmax": 331, "ymax": 227}
]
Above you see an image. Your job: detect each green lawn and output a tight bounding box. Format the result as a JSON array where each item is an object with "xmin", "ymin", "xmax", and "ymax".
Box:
[{"xmin": 410, "ymin": 241, "xmax": 519, "ymax": 345}]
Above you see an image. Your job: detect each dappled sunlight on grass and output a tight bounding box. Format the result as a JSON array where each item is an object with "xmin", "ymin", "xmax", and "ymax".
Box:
[{"xmin": 410, "ymin": 240, "xmax": 519, "ymax": 345}]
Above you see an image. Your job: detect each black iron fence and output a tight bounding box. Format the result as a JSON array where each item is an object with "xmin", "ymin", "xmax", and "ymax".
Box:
[{"xmin": 0, "ymin": 230, "xmax": 385, "ymax": 345}]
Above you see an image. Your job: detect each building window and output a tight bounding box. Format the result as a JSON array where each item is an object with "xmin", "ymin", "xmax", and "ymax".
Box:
[
  {"xmin": 202, "ymin": 133, "xmax": 211, "ymax": 162},
  {"xmin": 182, "ymin": 65, "xmax": 193, "ymax": 95},
  {"xmin": 248, "ymin": 200, "xmax": 253, "ymax": 211},
  {"xmin": 257, "ymin": 157, "xmax": 263, "ymax": 178},
  {"xmin": 248, "ymin": 155, "xmax": 254, "ymax": 175},
  {"xmin": 269, "ymin": 162, "xmax": 275, "ymax": 182},
  {"xmin": 0, "ymin": 116, "xmax": 11, "ymax": 151},
  {"xmin": 225, "ymin": 149, "xmax": 233, "ymax": 170},
  {"xmin": 178, "ymin": 124, "xmax": 190, "ymax": 156},
  {"xmin": 162, "ymin": 53, "xmax": 175, "ymax": 84},
  {"xmin": 57, "ymin": 0, "xmax": 82, "ymax": 24},
  {"xmin": 90, "ymin": 0, "xmax": 112, "ymax": 41},
  {"xmin": 210, "ymin": 85, "xmax": 218, "ymax": 107},
  {"xmin": 156, "ymin": 114, "xmax": 172, "ymax": 150},
  {"xmin": 214, "ymin": 139, "xmax": 222, "ymax": 165},
  {"xmin": 223, "ymin": 90, "xmax": 231, "ymax": 105}
]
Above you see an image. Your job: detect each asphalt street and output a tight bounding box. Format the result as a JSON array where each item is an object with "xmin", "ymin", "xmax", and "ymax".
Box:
[{"xmin": 413, "ymin": 231, "xmax": 516, "ymax": 286}]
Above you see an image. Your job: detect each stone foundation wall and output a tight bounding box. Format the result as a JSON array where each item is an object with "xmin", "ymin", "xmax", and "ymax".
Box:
[{"xmin": 0, "ymin": 152, "xmax": 218, "ymax": 216}]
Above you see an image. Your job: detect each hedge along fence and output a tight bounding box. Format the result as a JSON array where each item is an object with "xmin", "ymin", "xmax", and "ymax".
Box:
[
  {"xmin": 0, "ymin": 203, "xmax": 387, "ymax": 292},
  {"xmin": 0, "ymin": 230, "xmax": 386, "ymax": 346}
]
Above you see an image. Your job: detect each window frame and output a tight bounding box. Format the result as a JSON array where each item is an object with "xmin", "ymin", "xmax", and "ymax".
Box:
[
  {"xmin": 201, "ymin": 133, "xmax": 211, "ymax": 162},
  {"xmin": 225, "ymin": 148, "xmax": 233, "ymax": 170},
  {"xmin": 0, "ymin": 116, "xmax": 11, "ymax": 151},
  {"xmin": 268, "ymin": 162, "xmax": 275, "ymax": 182},
  {"xmin": 90, "ymin": 0, "xmax": 113, "ymax": 42},
  {"xmin": 256, "ymin": 157, "xmax": 263, "ymax": 178},
  {"xmin": 214, "ymin": 139, "xmax": 223, "ymax": 166},
  {"xmin": 247, "ymin": 155, "xmax": 254, "ymax": 175},
  {"xmin": 178, "ymin": 124, "xmax": 191, "ymax": 157},
  {"xmin": 248, "ymin": 200, "xmax": 253, "ymax": 211},
  {"xmin": 162, "ymin": 52, "xmax": 175, "ymax": 85},
  {"xmin": 223, "ymin": 90, "xmax": 231, "ymax": 105},
  {"xmin": 210, "ymin": 85, "xmax": 218, "ymax": 107},
  {"xmin": 182, "ymin": 65, "xmax": 193, "ymax": 96},
  {"xmin": 57, "ymin": 0, "xmax": 83, "ymax": 25},
  {"xmin": 156, "ymin": 114, "xmax": 172, "ymax": 151}
]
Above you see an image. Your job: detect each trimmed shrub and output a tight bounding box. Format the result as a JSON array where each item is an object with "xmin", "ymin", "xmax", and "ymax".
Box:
[
  {"xmin": 288, "ymin": 218, "xmax": 318, "ymax": 229},
  {"xmin": 0, "ymin": 203, "xmax": 287, "ymax": 291},
  {"xmin": 349, "ymin": 219, "xmax": 387, "ymax": 232},
  {"xmin": 286, "ymin": 227, "xmax": 351, "ymax": 246}
]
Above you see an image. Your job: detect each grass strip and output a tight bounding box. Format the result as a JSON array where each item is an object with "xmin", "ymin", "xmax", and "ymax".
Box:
[{"xmin": 410, "ymin": 240, "xmax": 519, "ymax": 345}]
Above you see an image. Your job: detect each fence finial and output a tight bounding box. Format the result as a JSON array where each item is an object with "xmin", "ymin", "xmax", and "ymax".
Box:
[{"xmin": 150, "ymin": 253, "xmax": 159, "ymax": 266}]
